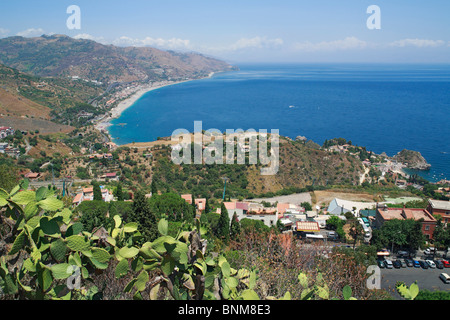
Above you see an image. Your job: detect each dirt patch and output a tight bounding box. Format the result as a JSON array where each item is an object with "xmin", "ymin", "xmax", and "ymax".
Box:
[
  {"xmin": 313, "ymin": 190, "xmax": 377, "ymax": 206},
  {"xmin": 0, "ymin": 116, "xmax": 74, "ymax": 134}
]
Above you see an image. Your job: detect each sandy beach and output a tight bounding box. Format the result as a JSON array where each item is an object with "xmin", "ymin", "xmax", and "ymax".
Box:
[{"xmin": 94, "ymin": 79, "xmax": 195, "ymax": 139}]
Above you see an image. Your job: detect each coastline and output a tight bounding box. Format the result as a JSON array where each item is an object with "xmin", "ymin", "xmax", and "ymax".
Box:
[
  {"xmin": 94, "ymin": 81, "xmax": 188, "ymax": 139},
  {"xmin": 94, "ymin": 75, "xmax": 215, "ymax": 142}
]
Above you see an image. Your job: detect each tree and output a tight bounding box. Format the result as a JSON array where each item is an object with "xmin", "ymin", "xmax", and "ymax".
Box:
[
  {"xmin": 128, "ymin": 191, "xmax": 159, "ymax": 242},
  {"xmin": 151, "ymin": 178, "xmax": 157, "ymax": 195},
  {"xmin": 230, "ymin": 212, "xmax": 241, "ymax": 239},
  {"xmin": 301, "ymin": 202, "xmax": 312, "ymax": 211},
  {"xmin": 79, "ymin": 203, "xmax": 112, "ymax": 233},
  {"xmin": 0, "ymin": 164, "xmax": 19, "ymax": 192},
  {"xmin": 114, "ymin": 183, "xmax": 124, "ymax": 201},
  {"xmin": 217, "ymin": 202, "xmax": 230, "ymax": 243},
  {"xmin": 93, "ymin": 182, "xmax": 102, "ymax": 201}
]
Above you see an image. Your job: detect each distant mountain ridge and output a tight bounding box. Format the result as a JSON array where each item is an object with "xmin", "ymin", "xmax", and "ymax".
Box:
[{"xmin": 0, "ymin": 34, "xmax": 236, "ymax": 84}]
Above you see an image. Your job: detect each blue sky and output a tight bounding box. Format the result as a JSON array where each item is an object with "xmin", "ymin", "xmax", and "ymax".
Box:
[{"xmin": 1, "ymin": 0, "xmax": 449, "ymax": 63}]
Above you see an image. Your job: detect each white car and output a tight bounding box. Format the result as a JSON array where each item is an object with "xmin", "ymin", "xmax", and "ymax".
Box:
[
  {"xmin": 385, "ymin": 260, "xmax": 393, "ymax": 269},
  {"xmin": 426, "ymin": 260, "xmax": 436, "ymax": 268}
]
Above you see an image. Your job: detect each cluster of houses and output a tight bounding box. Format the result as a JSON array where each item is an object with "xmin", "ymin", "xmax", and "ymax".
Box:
[
  {"xmin": 0, "ymin": 142, "xmax": 20, "ymax": 158},
  {"xmin": 0, "ymin": 126, "xmax": 14, "ymax": 139},
  {"xmin": 178, "ymin": 193, "xmax": 450, "ymax": 244},
  {"xmin": 72, "ymin": 185, "xmax": 115, "ymax": 206}
]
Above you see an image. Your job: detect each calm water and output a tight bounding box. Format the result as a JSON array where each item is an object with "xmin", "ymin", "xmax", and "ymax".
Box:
[{"xmin": 109, "ymin": 64, "xmax": 450, "ymax": 182}]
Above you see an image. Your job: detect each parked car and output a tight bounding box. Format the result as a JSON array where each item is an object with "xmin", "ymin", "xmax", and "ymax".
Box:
[
  {"xmin": 393, "ymin": 260, "xmax": 402, "ymax": 269},
  {"xmin": 413, "ymin": 259, "xmax": 421, "ymax": 268},
  {"xmin": 400, "ymin": 260, "xmax": 407, "ymax": 268},
  {"xmin": 442, "ymin": 260, "xmax": 450, "ymax": 268},
  {"xmin": 377, "ymin": 260, "xmax": 385, "ymax": 268},
  {"xmin": 426, "ymin": 260, "xmax": 436, "ymax": 268},
  {"xmin": 405, "ymin": 259, "xmax": 414, "ymax": 267},
  {"xmin": 397, "ymin": 250, "xmax": 409, "ymax": 258},
  {"xmin": 424, "ymin": 247, "xmax": 436, "ymax": 255},
  {"xmin": 435, "ymin": 260, "xmax": 444, "ymax": 269},
  {"xmin": 385, "ymin": 260, "xmax": 393, "ymax": 269},
  {"xmin": 420, "ymin": 260, "xmax": 429, "ymax": 269},
  {"xmin": 440, "ymin": 273, "xmax": 450, "ymax": 284}
]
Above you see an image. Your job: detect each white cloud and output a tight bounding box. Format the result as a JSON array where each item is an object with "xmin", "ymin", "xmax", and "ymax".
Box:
[
  {"xmin": 16, "ymin": 28, "xmax": 45, "ymax": 37},
  {"xmin": 228, "ymin": 36, "xmax": 284, "ymax": 51},
  {"xmin": 293, "ymin": 36, "xmax": 367, "ymax": 52},
  {"xmin": 73, "ymin": 33, "xmax": 107, "ymax": 44},
  {"xmin": 0, "ymin": 28, "xmax": 9, "ymax": 36},
  {"xmin": 389, "ymin": 38, "xmax": 445, "ymax": 48},
  {"xmin": 112, "ymin": 36, "xmax": 192, "ymax": 50}
]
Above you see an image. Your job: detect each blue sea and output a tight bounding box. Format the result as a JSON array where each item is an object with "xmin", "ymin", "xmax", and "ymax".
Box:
[{"xmin": 109, "ymin": 63, "xmax": 450, "ymax": 182}]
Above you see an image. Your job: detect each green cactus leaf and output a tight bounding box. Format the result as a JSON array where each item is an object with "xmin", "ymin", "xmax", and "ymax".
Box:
[
  {"xmin": 280, "ymin": 291, "xmax": 292, "ymax": 300},
  {"xmin": 249, "ymin": 270, "xmax": 256, "ymax": 290},
  {"xmin": 409, "ymin": 283, "xmax": 419, "ymax": 300},
  {"xmin": 66, "ymin": 222, "xmax": 83, "ymax": 237},
  {"xmin": 123, "ymin": 222, "xmax": 138, "ymax": 233},
  {"xmin": 89, "ymin": 256, "xmax": 108, "ymax": 270},
  {"xmin": 158, "ymin": 219, "xmax": 168, "ymax": 235},
  {"xmin": 8, "ymin": 230, "xmax": 26, "ymax": 255},
  {"xmin": 115, "ymin": 258, "xmax": 129, "ymax": 279},
  {"xmin": 23, "ymin": 258, "xmax": 36, "ymax": 272},
  {"xmin": 343, "ymin": 285, "xmax": 352, "ymax": 300},
  {"xmin": 113, "ymin": 215, "xmax": 122, "ymax": 228},
  {"xmin": 161, "ymin": 255, "xmax": 176, "ymax": 276},
  {"xmin": 40, "ymin": 217, "xmax": 61, "ymax": 236},
  {"xmin": 65, "ymin": 235, "xmax": 90, "ymax": 252},
  {"xmin": 205, "ymin": 274, "xmax": 215, "ymax": 289},
  {"xmin": 68, "ymin": 252, "xmax": 82, "ymax": 268},
  {"xmin": 35, "ymin": 186, "xmax": 49, "ymax": 201},
  {"xmin": 317, "ymin": 284, "xmax": 330, "ymax": 300},
  {"xmin": 37, "ymin": 264, "xmax": 53, "ymax": 292},
  {"xmin": 54, "ymin": 208, "xmax": 72, "ymax": 225},
  {"xmin": 239, "ymin": 289, "xmax": 260, "ymax": 300},
  {"xmin": 135, "ymin": 270, "xmax": 149, "ymax": 291},
  {"xmin": 151, "ymin": 236, "xmax": 177, "ymax": 254},
  {"xmin": 119, "ymin": 246, "xmax": 139, "ymax": 259},
  {"xmin": 149, "ymin": 283, "xmax": 161, "ymax": 300},
  {"xmin": 92, "ymin": 248, "xmax": 111, "ymax": 263},
  {"xmin": 225, "ymin": 276, "xmax": 239, "ymax": 289},
  {"xmin": 139, "ymin": 246, "xmax": 162, "ymax": 260},
  {"xmin": 50, "ymin": 239, "xmax": 67, "ymax": 262},
  {"xmin": 38, "ymin": 197, "xmax": 63, "ymax": 212},
  {"xmin": 11, "ymin": 191, "xmax": 36, "ymax": 206},
  {"xmin": 24, "ymin": 201, "xmax": 39, "ymax": 220},
  {"xmin": 298, "ymin": 272, "xmax": 309, "ymax": 288},
  {"xmin": 221, "ymin": 261, "xmax": 231, "ymax": 277},
  {"xmin": 50, "ymin": 263, "xmax": 72, "ymax": 280}
]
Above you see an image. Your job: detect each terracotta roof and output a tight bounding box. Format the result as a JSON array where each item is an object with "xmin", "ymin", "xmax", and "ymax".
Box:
[
  {"xmin": 73, "ymin": 193, "xmax": 83, "ymax": 203},
  {"xmin": 377, "ymin": 208, "xmax": 436, "ymax": 222}
]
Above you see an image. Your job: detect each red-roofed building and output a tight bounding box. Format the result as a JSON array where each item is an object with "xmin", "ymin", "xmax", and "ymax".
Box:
[{"xmin": 375, "ymin": 206, "xmax": 437, "ymax": 240}]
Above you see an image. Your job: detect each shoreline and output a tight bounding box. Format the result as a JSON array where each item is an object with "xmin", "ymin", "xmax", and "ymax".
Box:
[{"xmin": 94, "ymin": 75, "xmax": 214, "ymax": 142}]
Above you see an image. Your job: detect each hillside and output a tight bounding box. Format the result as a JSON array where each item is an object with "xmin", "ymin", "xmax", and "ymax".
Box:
[
  {"xmin": 0, "ymin": 63, "xmax": 103, "ymax": 113},
  {"xmin": 0, "ymin": 35, "xmax": 236, "ymax": 84}
]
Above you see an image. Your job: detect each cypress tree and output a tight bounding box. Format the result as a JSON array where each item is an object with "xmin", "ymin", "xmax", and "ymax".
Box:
[
  {"xmin": 230, "ymin": 212, "xmax": 241, "ymax": 239},
  {"xmin": 128, "ymin": 191, "xmax": 159, "ymax": 242},
  {"xmin": 218, "ymin": 202, "xmax": 230, "ymax": 243},
  {"xmin": 93, "ymin": 182, "xmax": 102, "ymax": 201}
]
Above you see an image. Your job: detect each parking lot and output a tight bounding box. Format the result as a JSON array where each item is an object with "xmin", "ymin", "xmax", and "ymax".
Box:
[
  {"xmin": 381, "ymin": 267, "xmax": 450, "ymax": 298},
  {"xmin": 379, "ymin": 250, "xmax": 450, "ymax": 298}
]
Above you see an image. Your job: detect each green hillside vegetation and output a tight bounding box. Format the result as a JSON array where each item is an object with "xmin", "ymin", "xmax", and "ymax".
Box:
[{"xmin": 148, "ymin": 137, "xmax": 364, "ymax": 199}]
